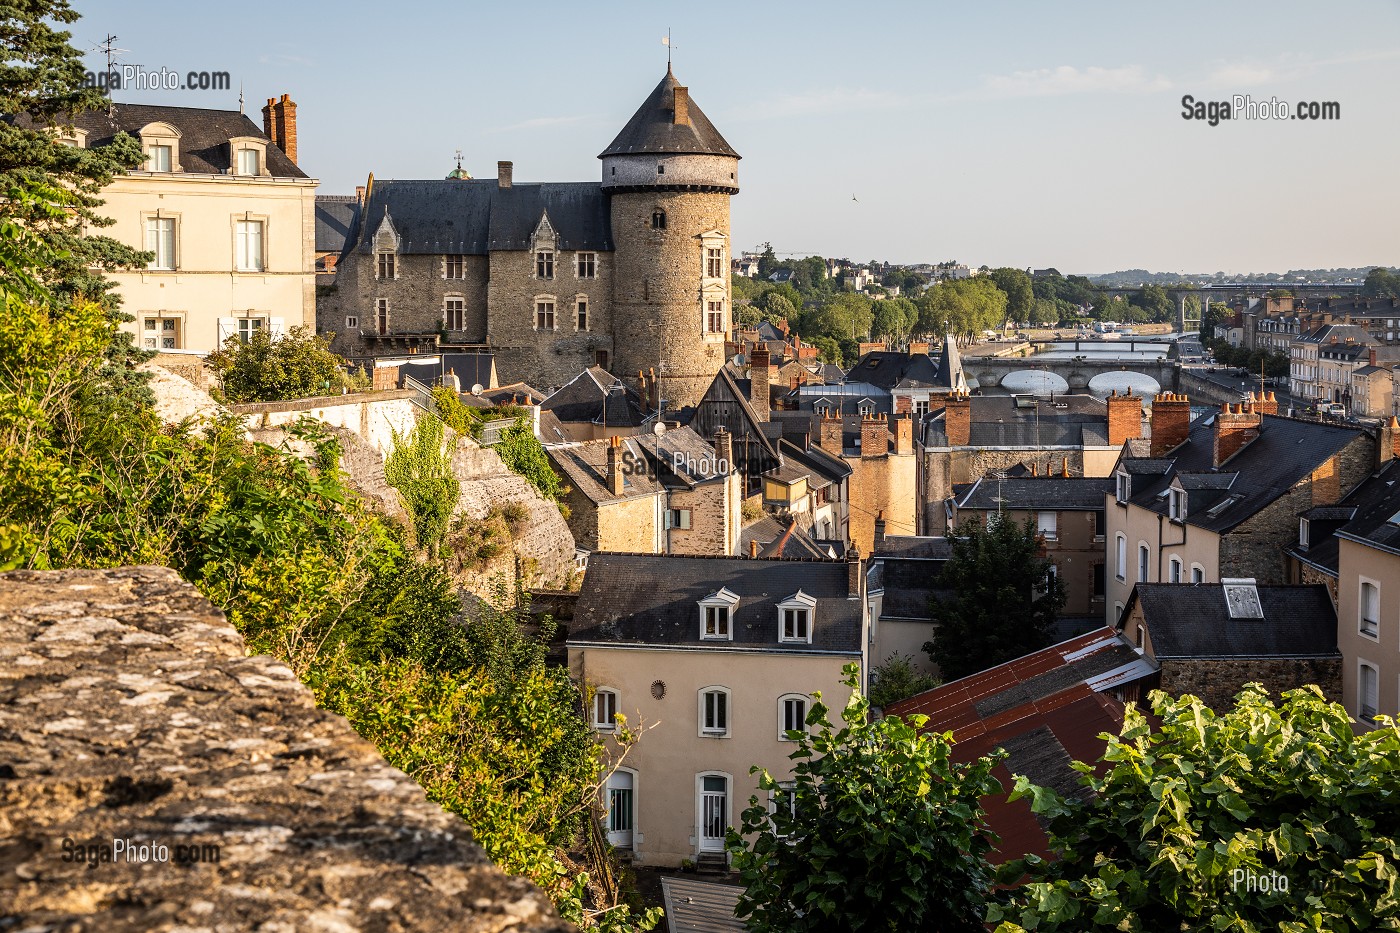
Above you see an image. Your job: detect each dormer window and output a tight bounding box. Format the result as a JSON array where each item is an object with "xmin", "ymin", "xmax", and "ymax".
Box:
[
  {"xmin": 1115, "ymin": 471, "xmax": 1130, "ymax": 504},
  {"xmin": 776, "ymin": 591, "xmax": 817, "ymax": 644},
  {"xmin": 228, "ymin": 136, "xmax": 268, "ymax": 177},
  {"xmin": 148, "ymin": 144, "xmax": 172, "ymax": 172},
  {"xmin": 1168, "ymin": 488, "xmax": 1185, "ymax": 521},
  {"xmin": 535, "ymin": 250, "xmax": 554, "ymax": 279},
  {"xmin": 237, "ymin": 148, "xmax": 259, "ymax": 175},
  {"xmin": 137, "ymin": 122, "xmax": 181, "ymax": 173},
  {"xmin": 698, "ymin": 587, "xmax": 740, "ymax": 641}
]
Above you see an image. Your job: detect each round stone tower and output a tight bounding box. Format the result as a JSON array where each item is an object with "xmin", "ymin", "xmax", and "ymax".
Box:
[{"xmin": 601, "ymin": 68, "xmax": 740, "ymax": 412}]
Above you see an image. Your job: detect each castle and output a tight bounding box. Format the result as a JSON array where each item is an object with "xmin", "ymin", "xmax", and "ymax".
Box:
[{"xmin": 322, "ymin": 69, "xmax": 739, "ymax": 411}]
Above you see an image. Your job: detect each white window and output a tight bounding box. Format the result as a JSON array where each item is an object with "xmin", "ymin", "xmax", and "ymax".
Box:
[
  {"xmin": 237, "ymin": 318, "xmax": 266, "ymax": 343},
  {"xmin": 1115, "ymin": 534, "xmax": 1127, "ymax": 581},
  {"xmin": 1299, "ymin": 518, "xmax": 1310, "ymax": 549},
  {"xmin": 145, "ymin": 217, "xmax": 176, "ymax": 270},
  {"xmin": 445, "ymin": 255, "xmax": 465, "ymax": 279},
  {"xmin": 777, "ymin": 591, "xmax": 816, "ymax": 644},
  {"xmin": 444, "ymin": 297, "xmax": 465, "ymax": 331},
  {"xmin": 236, "ymin": 147, "xmax": 259, "ymax": 175},
  {"xmin": 141, "ymin": 316, "xmax": 181, "ymax": 350},
  {"xmin": 1359, "ymin": 662, "xmax": 1379, "ymax": 724},
  {"xmin": 535, "ymin": 250, "xmax": 554, "ymax": 279},
  {"xmin": 377, "ymin": 251, "xmax": 395, "ymax": 280},
  {"xmin": 698, "ymin": 587, "xmax": 739, "ymax": 641},
  {"xmin": 535, "ymin": 300, "xmax": 555, "ymax": 330},
  {"xmin": 592, "ymin": 688, "xmax": 618, "ymax": 731},
  {"xmin": 1168, "ymin": 489, "xmax": 1185, "ymax": 521},
  {"xmin": 768, "ymin": 781, "xmax": 797, "ymax": 836},
  {"xmin": 706, "ymin": 247, "xmax": 724, "ymax": 279},
  {"xmin": 1134, "ymin": 623, "xmax": 1146, "ymax": 652},
  {"xmin": 779, "ymin": 695, "xmax": 809, "ymax": 740},
  {"xmin": 698, "ymin": 773, "xmax": 729, "ymax": 851},
  {"xmin": 1115, "ymin": 471, "xmax": 1130, "ymax": 504},
  {"xmin": 707, "ymin": 300, "xmax": 726, "ymax": 334},
  {"xmin": 1037, "ymin": 511, "xmax": 1057, "ymax": 541},
  {"xmin": 1191, "ymin": 565, "xmax": 1205, "ymax": 584},
  {"xmin": 666, "ymin": 508, "xmax": 692, "ymax": 530},
  {"xmin": 576, "ymin": 252, "xmax": 596, "ymax": 278},
  {"xmin": 147, "ymin": 144, "xmax": 171, "ymax": 172},
  {"xmin": 1169, "ymin": 557, "xmax": 1182, "ymax": 584},
  {"xmin": 700, "ymin": 687, "xmax": 730, "ymax": 737},
  {"xmin": 1138, "ymin": 544, "xmax": 1150, "ymax": 582},
  {"xmin": 1361, "ymin": 580, "xmax": 1380, "ymax": 638},
  {"xmin": 235, "ymin": 220, "xmax": 264, "ymax": 272}
]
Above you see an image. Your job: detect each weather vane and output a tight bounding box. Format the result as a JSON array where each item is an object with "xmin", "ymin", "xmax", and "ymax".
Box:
[{"xmin": 662, "ymin": 29, "xmax": 676, "ymax": 70}]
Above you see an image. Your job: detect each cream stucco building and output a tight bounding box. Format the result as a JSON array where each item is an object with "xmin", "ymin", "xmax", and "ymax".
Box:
[{"xmin": 60, "ymin": 98, "xmax": 315, "ymax": 355}]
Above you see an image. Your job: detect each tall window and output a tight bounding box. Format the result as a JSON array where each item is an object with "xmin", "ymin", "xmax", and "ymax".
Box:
[
  {"xmin": 576, "ymin": 252, "xmax": 597, "ymax": 278},
  {"xmin": 1359, "ymin": 662, "xmax": 1379, "ymax": 724},
  {"xmin": 535, "ymin": 250, "xmax": 554, "ymax": 279},
  {"xmin": 577, "ymin": 299, "xmax": 588, "ymax": 331},
  {"xmin": 1093, "ymin": 563, "xmax": 1105, "ymax": 597},
  {"xmin": 444, "ymin": 298, "xmax": 465, "ymax": 331},
  {"xmin": 147, "ymin": 144, "xmax": 172, "ymax": 172},
  {"xmin": 1115, "ymin": 534, "xmax": 1127, "ymax": 581},
  {"xmin": 236, "ymin": 148, "xmax": 259, "ymax": 175},
  {"xmin": 145, "ymin": 217, "xmax": 176, "ymax": 270},
  {"xmin": 235, "ymin": 220, "xmax": 264, "ymax": 272},
  {"xmin": 445, "ymin": 255, "xmax": 465, "ymax": 279},
  {"xmin": 651, "ymin": 210, "xmax": 666, "ymax": 230},
  {"xmin": 779, "ymin": 695, "xmax": 808, "ymax": 739},
  {"xmin": 1115, "ymin": 471, "xmax": 1130, "ymax": 504},
  {"xmin": 377, "ymin": 251, "xmax": 395, "ymax": 280},
  {"xmin": 142, "ymin": 316, "xmax": 180, "ymax": 350},
  {"xmin": 1168, "ymin": 489, "xmax": 1185, "ymax": 521},
  {"xmin": 706, "ymin": 300, "xmax": 725, "ymax": 334},
  {"xmin": 592, "ymin": 689, "xmax": 618, "ymax": 731},
  {"xmin": 1037, "ymin": 511, "xmax": 1057, "ymax": 541},
  {"xmin": 375, "ymin": 298, "xmax": 389, "ymax": 335},
  {"xmin": 700, "ymin": 688, "xmax": 729, "ymax": 736},
  {"xmin": 1138, "ymin": 544, "xmax": 1150, "ymax": 582},
  {"xmin": 1361, "ymin": 581, "xmax": 1380, "ymax": 638},
  {"xmin": 535, "ymin": 300, "xmax": 555, "ymax": 330},
  {"xmin": 706, "ymin": 247, "xmax": 724, "ymax": 278},
  {"xmin": 666, "ymin": 508, "xmax": 691, "ymax": 530},
  {"xmin": 1169, "ymin": 557, "xmax": 1182, "ymax": 584},
  {"xmin": 781, "ymin": 608, "xmax": 810, "ymax": 643},
  {"xmin": 703, "ymin": 605, "xmax": 730, "ymax": 639},
  {"xmin": 1191, "ymin": 565, "xmax": 1205, "ymax": 584}
]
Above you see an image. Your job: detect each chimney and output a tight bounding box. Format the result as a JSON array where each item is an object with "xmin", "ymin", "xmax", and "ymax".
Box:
[
  {"xmin": 648, "ymin": 367, "xmax": 659, "ymax": 412},
  {"xmin": 605, "ymin": 436, "xmax": 624, "ymax": 496},
  {"xmin": 893, "ymin": 413, "xmax": 914, "ymax": 455},
  {"xmin": 1106, "ymin": 390, "xmax": 1145, "ymax": 448},
  {"xmin": 943, "ymin": 391, "xmax": 972, "ymax": 447},
  {"xmin": 909, "ymin": 340, "xmax": 930, "ymax": 357},
  {"xmin": 263, "ymin": 94, "xmax": 297, "ymax": 164},
  {"xmin": 1030, "ymin": 462, "xmax": 1038, "ymax": 477},
  {"xmin": 846, "ymin": 546, "xmax": 863, "ymax": 598},
  {"xmin": 749, "ymin": 345, "xmax": 771, "ymax": 423},
  {"xmin": 1149, "ymin": 392, "xmax": 1192, "ymax": 456},
  {"xmin": 1214, "ymin": 402, "xmax": 1262, "ymax": 468},
  {"xmin": 713, "ymin": 427, "xmax": 733, "ymax": 473},
  {"xmin": 819, "ymin": 414, "xmax": 844, "ymax": 456},
  {"xmin": 261, "ymin": 98, "xmax": 279, "ymax": 152},
  {"xmin": 1254, "ymin": 391, "xmax": 1278, "ymax": 417},
  {"xmin": 859, "ymin": 341, "xmax": 886, "ymax": 357},
  {"xmin": 749, "ymin": 538, "xmax": 760, "ymax": 558},
  {"xmin": 1371, "ymin": 347, "xmax": 1379, "ymax": 367},
  {"xmin": 355, "ymin": 185, "xmax": 366, "ymax": 205},
  {"xmin": 1382, "ymin": 417, "xmax": 1400, "ymax": 465},
  {"xmin": 673, "ymin": 86, "xmax": 690, "ymax": 126},
  {"xmin": 874, "ymin": 511, "xmax": 887, "ymax": 548},
  {"xmin": 861, "ymin": 412, "xmax": 886, "ymax": 459},
  {"xmin": 1061, "ymin": 458, "xmax": 1070, "ymax": 477},
  {"xmin": 498, "ymin": 160, "xmax": 513, "ymax": 188}
]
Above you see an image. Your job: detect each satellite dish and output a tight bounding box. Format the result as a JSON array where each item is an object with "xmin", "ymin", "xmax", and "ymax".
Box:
[
  {"xmin": 731, "ymin": 353, "xmax": 746, "ymax": 366},
  {"xmin": 652, "ymin": 422, "xmax": 667, "ymax": 436},
  {"xmin": 470, "ymin": 383, "xmax": 484, "ymax": 396}
]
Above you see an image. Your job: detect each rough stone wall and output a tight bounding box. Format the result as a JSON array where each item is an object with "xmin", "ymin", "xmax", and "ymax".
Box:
[
  {"xmin": 610, "ymin": 190, "xmax": 729, "ymax": 411},
  {"xmin": 0, "ymin": 566, "xmax": 570, "ymax": 933},
  {"xmin": 922, "ymin": 448, "xmax": 1090, "ymax": 534},
  {"xmin": 148, "ymin": 354, "xmax": 214, "ymax": 392},
  {"xmin": 141, "ymin": 363, "xmax": 231, "ymax": 428},
  {"xmin": 666, "ymin": 478, "xmax": 735, "ymax": 555},
  {"xmin": 487, "ymin": 248, "xmax": 614, "ymax": 392},
  {"xmin": 1159, "ymin": 656, "xmax": 1343, "ymax": 710}
]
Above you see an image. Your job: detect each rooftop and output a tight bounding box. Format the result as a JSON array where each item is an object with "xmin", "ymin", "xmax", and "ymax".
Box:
[
  {"xmin": 599, "ymin": 70, "xmax": 740, "ymax": 159},
  {"xmin": 1127, "ymin": 583, "xmax": 1338, "ymax": 658},
  {"xmin": 953, "ymin": 476, "xmax": 1113, "ymax": 512}
]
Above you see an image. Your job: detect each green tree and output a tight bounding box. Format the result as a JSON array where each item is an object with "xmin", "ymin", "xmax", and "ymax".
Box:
[
  {"xmin": 1364, "ymin": 267, "xmax": 1400, "ymax": 299},
  {"xmin": 728, "ymin": 663, "xmax": 1003, "ymax": 933},
  {"xmin": 990, "ymin": 268, "xmax": 1035, "ymax": 324},
  {"xmin": 990, "ymin": 686, "xmax": 1400, "ymax": 933},
  {"xmin": 918, "ymin": 277, "xmax": 1008, "ymax": 339},
  {"xmin": 1201, "ymin": 301, "xmax": 1230, "ymax": 339},
  {"xmin": 206, "ymin": 325, "xmax": 363, "ymax": 402},
  {"xmin": 757, "ymin": 242, "xmax": 779, "ymax": 279},
  {"xmin": 925, "ymin": 517, "xmax": 1063, "ymax": 681},
  {"xmin": 809, "ymin": 335, "xmax": 844, "ymax": 366},
  {"xmin": 871, "ymin": 297, "xmax": 917, "ymax": 342},
  {"xmin": 868, "ymin": 652, "xmax": 939, "ymax": 708},
  {"xmin": 493, "ymin": 417, "xmax": 566, "ymax": 502},
  {"xmin": 1135, "ymin": 284, "xmax": 1175, "ymax": 323}
]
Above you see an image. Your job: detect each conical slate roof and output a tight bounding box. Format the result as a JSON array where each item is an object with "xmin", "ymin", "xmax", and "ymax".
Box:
[{"xmin": 599, "ymin": 69, "xmax": 740, "ymax": 159}]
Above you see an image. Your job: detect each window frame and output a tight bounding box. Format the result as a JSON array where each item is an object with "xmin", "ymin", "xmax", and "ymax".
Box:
[
  {"xmin": 1169, "ymin": 556, "xmax": 1182, "ymax": 584},
  {"xmin": 666, "ymin": 508, "xmax": 692, "ymax": 530},
  {"xmin": 706, "ymin": 300, "xmax": 726, "ymax": 334},
  {"xmin": 1168, "ymin": 488, "xmax": 1186, "ymax": 522},
  {"xmin": 376, "ymin": 250, "xmax": 396, "ymax": 280},
  {"xmin": 1115, "ymin": 534, "xmax": 1127, "ymax": 581},
  {"xmin": 148, "ymin": 143, "xmax": 172, "ymax": 172},
  {"xmin": 1359, "ymin": 660, "xmax": 1379, "ymax": 724},
  {"xmin": 534, "ymin": 298, "xmax": 556, "ymax": 331},
  {"xmin": 375, "ymin": 298, "xmax": 390, "ymax": 335},
  {"xmin": 1137, "ymin": 543, "xmax": 1150, "ymax": 582},
  {"xmin": 576, "ymin": 252, "xmax": 597, "ymax": 279},
  {"xmin": 144, "ymin": 215, "xmax": 177, "ymax": 271},
  {"xmin": 592, "ymin": 687, "xmax": 619, "ymax": 732},
  {"xmin": 651, "ymin": 209, "xmax": 666, "ymax": 230},
  {"xmin": 1191, "ymin": 564, "xmax": 1205, "ymax": 584},
  {"xmin": 778, "ymin": 694, "xmax": 809, "ymax": 741},
  {"xmin": 444, "ymin": 254, "xmax": 466, "ymax": 279},
  {"xmin": 698, "ymin": 686, "xmax": 731, "ymax": 738},
  {"xmin": 1115, "ymin": 471, "xmax": 1130, "ymax": 504},
  {"xmin": 698, "ymin": 587, "xmax": 739, "ymax": 641},
  {"xmin": 234, "ymin": 218, "xmax": 265, "ymax": 272},
  {"xmin": 576, "ymin": 298, "xmax": 589, "ymax": 331},
  {"xmin": 706, "ymin": 247, "xmax": 724, "ymax": 279},
  {"xmin": 1037, "ymin": 510, "xmax": 1058, "ymax": 541},
  {"xmin": 444, "ymin": 296, "xmax": 466, "ymax": 332},
  {"xmin": 535, "ymin": 250, "xmax": 555, "ymax": 280},
  {"xmin": 1360, "ymin": 578, "xmax": 1381, "ymax": 640},
  {"xmin": 776, "ymin": 591, "xmax": 817, "ymax": 645}
]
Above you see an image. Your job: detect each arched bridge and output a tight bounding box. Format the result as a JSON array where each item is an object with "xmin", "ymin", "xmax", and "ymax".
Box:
[{"xmin": 968, "ymin": 356, "xmax": 1181, "ymax": 393}]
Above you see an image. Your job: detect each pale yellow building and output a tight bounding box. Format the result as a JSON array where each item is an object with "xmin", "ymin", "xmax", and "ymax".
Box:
[
  {"xmin": 568, "ymin": 552, "xmax": 865, "ymax": 866},
  {"xmin": 61, "ymin": 98, "xmax": 315, "ymax": 354}
]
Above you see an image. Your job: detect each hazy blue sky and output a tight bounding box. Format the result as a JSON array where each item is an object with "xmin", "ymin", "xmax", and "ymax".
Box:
[{"xmin": 80, "ymin": 0, "xmax": 1399, "ymax": 274}]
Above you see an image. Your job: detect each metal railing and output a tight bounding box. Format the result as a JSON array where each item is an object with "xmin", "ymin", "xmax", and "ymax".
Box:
[{"xmin": 402, "ymin": 374, "xmax": 438, "ymax": 416}]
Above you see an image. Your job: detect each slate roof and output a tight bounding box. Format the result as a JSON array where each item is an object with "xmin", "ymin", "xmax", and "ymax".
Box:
[
  {"xmin": 315, "ymin": 195, "xmax": 359, "ymax": 254},
  {"xmin": 28, "ymin": 103, "xmax": 308, "ymax": 178},
  {"xmin": 1116, "ymin": 413, "xmax": 1364, "ymax": 534},
  {"xmin": 954, "ymin": 477, "xmax": 1112, "ymax": 512},
  {"xmin": 541, "ymin": 367, "xmax": 647, "ymax": 428},
  {"xmin": 1128, "ymin": 583, "xmax": 1338, "ymax": 658},
  {"xmin": 546, "ymin": 436, "xmax": 663, "ymax": 505},
  {"xmin": 755, "ymin": 519, "xmax": 837, "ymax": 560},
  {"xmin": 873, "ymin": 536, "xmax": 952, "ymax": 559},
  {"xmin": 350, "ymin": 179, "xmax": 611, "ymax": 256},
  {"xmin": 925, "ymin": 395, "xmax": 1114, "ymax": 449},
  {"xmin": 1331, "ymin": 459, "xmax": 1400, "ymax": 557},
  {"xmin": 599, "ymin": 70, "xmax": 740, "ymax": 159},
  {"xmin": 569, "ymin": 553, "xmax": 861, "ymax": 654},
  {"xmin": 874, "ymin": 556, "xmax": 950, "ymax": 620}
]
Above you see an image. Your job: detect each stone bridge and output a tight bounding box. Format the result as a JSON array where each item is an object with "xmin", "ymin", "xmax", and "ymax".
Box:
[{"xmin": 966, "ymin": 355, "xmax": 1182, "ymax": 393}]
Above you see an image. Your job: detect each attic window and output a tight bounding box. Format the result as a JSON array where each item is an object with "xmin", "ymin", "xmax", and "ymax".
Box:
[
  {"xmin": 698, "ymin": 587, "xmax": 740, "ymax": 641},
  {"xmin": 1206, "ymin": 494, "xmax": 1242, "ymax": 518},
  {"xmin": 1168, "ymin": 489, "xmax": 1185, "ymax": 521},
  {"xmin": 1222, "ymin": 578, "xmax": 1264, "ymax": 619},
  {"xmin": 1115, "ymin": 471, "xmax": 1130, "ymax": 504},
  {"xmin": 776, "ymin": 591, "xmax": 818, "ymax": 644},
  {"xmin": 1387, "ymin": 509, "xmax": 1400, "ymax": 527},
  {"xmin": 1299, "ymin": 518, "xmax": 1310, "ymax": 549}
]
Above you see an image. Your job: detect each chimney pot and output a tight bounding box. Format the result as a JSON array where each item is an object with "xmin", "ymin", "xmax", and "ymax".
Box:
[{"xmin": 749, "ymin": 538, "xmax": 759, "ymax": 558}]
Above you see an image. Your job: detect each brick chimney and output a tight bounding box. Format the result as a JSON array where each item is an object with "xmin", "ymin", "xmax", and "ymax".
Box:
[
  {"xmin": 893, "ymin": 413, "xmax": 914, "ymax": 455},
  {"xmin": 749, "ymin": 538, "xmax": 760, "ymax": 558},
  {"xmin": 648, "ymin": 367, "xmax": 659, "ymax": 412},
  {"xmin": 1106, "ymin": 390, "xmax": 1144, "ymax": 448},
  {"xmin": 943, "ymin": 391, "xmax": 971, "ymax": 447},
  {"xmin": 1214, "ymin": 403, "xmax": 1262, "ymax": 467},
  {"xmin": 861, "ymin": 413, "xmax": 886, "ymax": 458},
  {"xmin": 355, "ymin": 185, "xmax": 366, "ymax": 204},
  {"xmin": 847, "ymin": 546, "xmax": 863, "ymax": 598},
  {"xmin": 859, "ymin": 341, "xmax": 886, "ymax": 357},
  {"xmin": 819, "ymin": 414, "xmax": 844, "ymax": 456},
  {"xmin": 909, "ymin": 340, "xmax": 930, "ymax": 356},
  {"xmin": 498, "ymin": 161, "xmax": 513, "ymax": 188},
  {"xmin": 261, "ymin": 94, "xmax": 297, "ymax": 164},
  {"xmin": 749, "ymin": 345, "xmax": 771, "ymax": 422},
  {"xmin": 1382, "ymin": 417, "xmax": 1400, "ymax": 465},
  {"xmin": 605, "ymin": 436, "xmax": 624, "ymax": 496},
  {"xmin": 1149, "ymin": 392, "xmax": 1192, "ymax": 456},
  {"xmin": 673, "ymin": 86, "xmax": 690, "ymax": 125},
  {"xmin": 713, "ymin": 427, "xmax": 733, "ymax": 473},
  {"xmin": 874, "ymin": 511, "xmax": 887, "ymax": 548},
  {"xmin": 1253, "ymin": 391, "xmax": 1278, "ymax": 416}
]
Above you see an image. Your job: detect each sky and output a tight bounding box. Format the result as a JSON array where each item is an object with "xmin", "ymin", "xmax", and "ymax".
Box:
[{"xmin": 79, "ymin": 0, "xmax": 1400, "ymax": 275}]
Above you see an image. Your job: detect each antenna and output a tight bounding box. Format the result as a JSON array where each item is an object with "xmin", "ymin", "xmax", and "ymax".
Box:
[
  {"xmin": 93, "ymin": 34, "xmax": 128, "ymax": 114},
  {"xmin": 662, "ymin": 29, "xmax": 676, "ymax": 70},
  {"xmin": 454, "ymin": 148, "xmax": 463, "ymax": 170},
  {"xmin": 238, "ymin": 82, "xmax": 244, "ymax": 114}
]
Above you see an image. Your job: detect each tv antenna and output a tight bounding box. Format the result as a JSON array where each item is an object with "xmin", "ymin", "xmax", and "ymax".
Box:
[{"xmin": 93, "ymin": 34, "xmax": 128, "ymax": 114}]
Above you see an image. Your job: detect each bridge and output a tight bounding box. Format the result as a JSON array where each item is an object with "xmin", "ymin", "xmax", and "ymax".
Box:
[
  {"xmin": 1098, "ymin": 283, "xmax": 1366, "ymax": 333},
  {"xmin": 964, "ymin": 354, "xmax": 1181, "ymax": 393}
]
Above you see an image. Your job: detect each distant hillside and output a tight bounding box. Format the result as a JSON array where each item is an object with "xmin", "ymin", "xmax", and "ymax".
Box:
[{"xmin": 1087, "ymin": 267, "xmax": 1395, "ymax": 288}]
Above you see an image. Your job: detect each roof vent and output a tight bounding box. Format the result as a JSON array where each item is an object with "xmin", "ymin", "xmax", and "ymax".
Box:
[{"xmin": 1222, "ymin": 578, "xmax": 1264, "ymax": 619}]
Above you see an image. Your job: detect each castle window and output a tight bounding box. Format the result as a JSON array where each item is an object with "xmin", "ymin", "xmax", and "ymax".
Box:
[
  {"xmin": 535, "ymin": 300, "xmax": 556, "ymax": 330},
  {"xmin": 376, "ymin": 298, "xmax": 389, "ymax": 335},
  {"xmin": 576, "ymin": 252, "xmax": 597, "ymax": 279},
  {"xmin": 706, "ymin": 301, "xmax": 725, "ymax": 334},
  {"xmin": 577, "ymin": 299, "xmax": 588, "ymax": 331},
  {"xmin": 657, "ymin": 163, "xmax": 665, "ymax": 175},
  {"xmin": 706, "ymin": 247, "xmax": 724, "ymax": 279},
  {"xmin": 445, "ymin": 255, "xmax": 465, "ymax": 279},
  {"xmin": 377, "ymin": 251, "xmax": 395, "ymax": 280},
  {"xmin": 536, "ymin": 250, "xmax": 554, "ymax": 279},
  {"xmin": 652, "ymin": 210, "xmax": 666, "ymax": 230},
  {"xmin": 345, "ymin": 315, "xmax": 358, "ymax": 330},
  {"xmin": 595, "ymin": 349, "xmax": 609, "ymax": 368},
  {"xmin": 444, "ymin": 297, "xmax": 465, "ymax": 331}
]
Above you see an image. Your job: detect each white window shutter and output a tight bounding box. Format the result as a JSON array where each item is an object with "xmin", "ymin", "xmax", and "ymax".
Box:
[
  {"xmin": 269, "ymin": 316, "xmax": 286, "ymax": 339},
  {"xmin": 216, "ymin": 317, "xmax": 236, "ymax": 343}
]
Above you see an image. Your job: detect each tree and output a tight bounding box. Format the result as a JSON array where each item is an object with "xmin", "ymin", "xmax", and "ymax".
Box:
[
  {"xmin": 925, "ymin": 517, "xmax": 1063, "ymax": 681},
  {"xmin": 871, "ymin": 297, "xmax": 917, "ymax": 342},
  {"xmin": 868, "ymin": 653, "xmax": 939, "ymax": 708},
  {"xmin": 918, "ymin": 277, "xmax": 1008, "ymax": 338},
  {"xmin": 1201, "ymin": 301, "xmax": 1230, "ymax": 340},
  {"xmin": 384, "ymin": 415, "xmax": 460, "ymax": 559},
  {"xmin": 990, "ymin": 685, "xmax": 1400, "ymax": 933},
  {"xmin": 1364, "ymin": 267, "xmax": 1400, "ymax": 299},
  {"xmin": 990, "ymin": 268, "xmax": 1035, "ymax": 325},
  {"xmin": 1135, "ymin": 284, "xmax": 1174, "ymax": 323},
  {"xmin": 206, "ymin": 325, "xmax": 363, "ymax": 402},
  {"xmin": 728, "ymin": 662, "xmax": 1003, "ymax": 933},
  {"xmin": 757, "ymin": 242, "xmax": 779, "ymax": 279},
  {"xmin": 809, "ymin": 335, "xmax": 843, "ymax": 366}
]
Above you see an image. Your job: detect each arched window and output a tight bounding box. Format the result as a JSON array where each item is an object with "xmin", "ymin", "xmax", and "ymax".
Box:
[
  {"xmin": 592, "ymin": 687, "xmax": 619, "ymax": 731},
  {"xmin": 1169, "ymin": 557, "xmax": 1182, "ymax": 584},
  {"xmin": 778, "ymin": 694, "xmax": 809, "ymax": 740},
  {"xmin": 1137, "ymin": 543, "xmax": 1150, "ymax": 582},
  {"xmin": 1115, "ymin": 534, "xmax": 1127, "ymax": 580},
  {"xmin": 651, "ymin": 209, "xmax": 666, "ymax": 230},
  {"xmin": 698, "ymin": 686, "xmax": 731, "ymax": 737}
]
